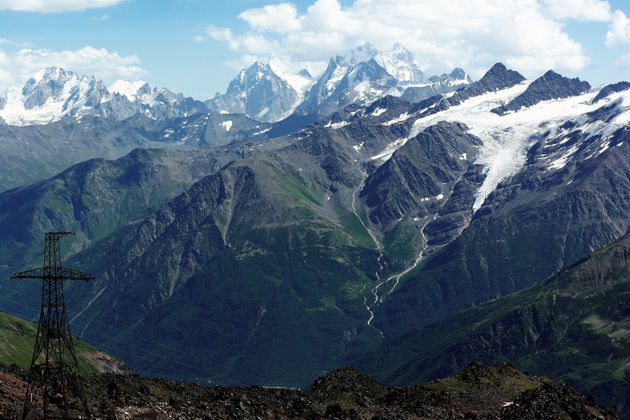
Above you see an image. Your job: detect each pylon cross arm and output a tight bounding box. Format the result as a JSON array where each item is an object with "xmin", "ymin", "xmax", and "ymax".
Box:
[{"xmin": 10, "ymin": 267, "xmax": 95, "ymax": 281}]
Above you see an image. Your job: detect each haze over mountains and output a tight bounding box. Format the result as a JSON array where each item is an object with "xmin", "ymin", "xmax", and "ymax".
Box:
[{"xmin": 1, "ymin": 41, "xmax": 630, "ymax": 416}]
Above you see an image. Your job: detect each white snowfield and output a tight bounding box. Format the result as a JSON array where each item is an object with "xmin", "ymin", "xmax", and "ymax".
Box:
[{"xmin": 370, "ymin": 81, "xmax": 630, "ymax": 212}]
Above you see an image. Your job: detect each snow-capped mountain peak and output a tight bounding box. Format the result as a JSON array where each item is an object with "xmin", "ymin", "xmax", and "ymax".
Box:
[
  {"xmin": 0, "ymin": 67, "xmax": 208, "ymax": 126},
  {"xmin": 449, "ymin": 68, "xmax": 470, "ymax": 82},
  {"xmin": 294, "ymin": 43, "xmax": 464, "ymax": 117},
  {"xmin": 205, "ymin": 61, "xmax": 299, "ymax": 122},
  {"xmin": 0, "ymin": 67, "xmax": 113, "ymax": 125},
  {"xmin": 298, "ymin": 69, "xmax": 313, "ymax": 79},
  {"xmin": 375, "ymin": 43, "xmax": 425, "ymax": 85},
  {"xmin": 20, "ymin": 67, "xmax": 108, "ymax": 110},
  {"xmin": 109, "ymin": 80, "xmax": 150, "ymax": 101},
  {"xmin": 242, "ymin": 61, "xmax": 273, "ymax": 85}
]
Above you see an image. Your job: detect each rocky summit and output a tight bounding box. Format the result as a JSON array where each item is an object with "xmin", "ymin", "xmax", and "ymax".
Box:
[{"xmin": 0, "ymin": 363, "xmax": 615, "ymax": 419}]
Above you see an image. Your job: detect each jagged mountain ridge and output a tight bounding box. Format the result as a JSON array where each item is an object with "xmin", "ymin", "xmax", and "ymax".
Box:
[
  {"xmin": 492, "ymin": 70, "xmax": 591, "ymax": 115},
  {"xmin": 293, "ymin": 43, "xmax": 470, "ymax": 119},
  {"xmin": 205, "ymin": 62, "xmax": 301, "ymax": 123},
  {"xmin": 0, "ymin": 43, "xmax": 470, "ymax": 127},
  {"xmin": 204, "ymin": 43, "xmax": 436, "ymax": 123}
]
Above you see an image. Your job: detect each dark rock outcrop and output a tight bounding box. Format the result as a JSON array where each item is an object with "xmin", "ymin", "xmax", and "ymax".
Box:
[{"xmin": 492, "ymin": 70, "xmax": 591, "ymax": 114}]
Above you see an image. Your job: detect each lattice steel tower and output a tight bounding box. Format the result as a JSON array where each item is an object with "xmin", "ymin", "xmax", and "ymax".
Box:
[{"xmin": 11, "ymin": 232, "xmax": 95, "ymax": 419}]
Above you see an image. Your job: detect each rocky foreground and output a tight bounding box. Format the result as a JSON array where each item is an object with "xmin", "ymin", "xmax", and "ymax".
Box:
[{"xmin": 0, "ymin": 362, "xmax": 616, "ymax": 419}]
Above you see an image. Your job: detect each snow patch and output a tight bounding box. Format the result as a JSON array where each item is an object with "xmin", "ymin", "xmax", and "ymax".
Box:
[
  {"xmin": 253, "ymin": 127, "xmax": 271, "ymax": 136},
  {"xmin": 584, "ymin": 139, "xmax": 611, "ymax": 160},
  {"xmin": 382, "ymin": 112, "xmax": 410, "ymax": 126},
  {"xmin": 324, "ymin": 120, "xmax": 350, "ymax": 129},
  {"xmin": 370, "ymin": 138, "xmax": 406, "ymax": 162},
  {"xmin": 221, "ymin": 120, "xmax": 233, "ymax": 131},
  {"xmin": 371, "ymin": 107, "xmax": 387, "ymax": 116},
  {"xmin": 548, "ymin": 145, "xmax": 579, "ymax": 170}
]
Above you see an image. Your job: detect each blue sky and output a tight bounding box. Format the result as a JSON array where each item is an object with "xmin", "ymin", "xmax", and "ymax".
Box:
[{"xmin": 0, "ymin": 0, "xmax": 629, "ymax": 98}]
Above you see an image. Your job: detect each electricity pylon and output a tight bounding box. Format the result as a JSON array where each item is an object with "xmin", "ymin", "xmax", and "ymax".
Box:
[{"xmin": 11, "ymin": 232, "xmax": 95, "ymax": 419}]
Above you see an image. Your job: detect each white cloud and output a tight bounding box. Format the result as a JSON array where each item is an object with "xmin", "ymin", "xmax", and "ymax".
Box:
[
  {"xmin": 203, "ymin": 0, "xmax": 594, "ymax": 79},
  {"xmin": 238, "ymin": 3, "xmax": 302, "ymax": 33},
  {"xmin": 205, "ymin": 25, "xmax": 278, "ymax": 55},
  {"xmin": 0, "ymin": 46, "xmax": 146, "ymax": 91},
  {"xmin": 0, "ymin": 0, "xmax": 125, "ymax": 13},
  {"xmin": 543, "ymin": 0, "xmax": 611, "ymax": 21},
  {"xmin": 606, "ymin": 10, "xmax": 630, "ymax": 47}
]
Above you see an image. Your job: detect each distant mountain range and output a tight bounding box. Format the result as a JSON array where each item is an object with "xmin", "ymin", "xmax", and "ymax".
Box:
[
  {"xmin": 207, "ymin": 43, "xmax": 469, "ymax": 122},
  {"xmin": 0, "ymin": 43, "xmax": 470, "ymax": 126},
  {"xmin": 0, "ymin": 67, "xmax": 208, "ymax": 125}
]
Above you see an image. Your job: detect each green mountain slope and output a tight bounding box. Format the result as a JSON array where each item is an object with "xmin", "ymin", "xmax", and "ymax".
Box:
[
  {"xmin": 360, "ymin": 232, "xmax": 630, "ymax": 417},
  {"xmin": 0, "ymin": 311, "xmax": 126, "ymax": 374},
  {"xmin": 66, "ymin": 134, "xmax": 388, "ymax": 386},
  {"xmin": 0, "ymin": 146, "xmax": 255, "ymax": 315}
]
